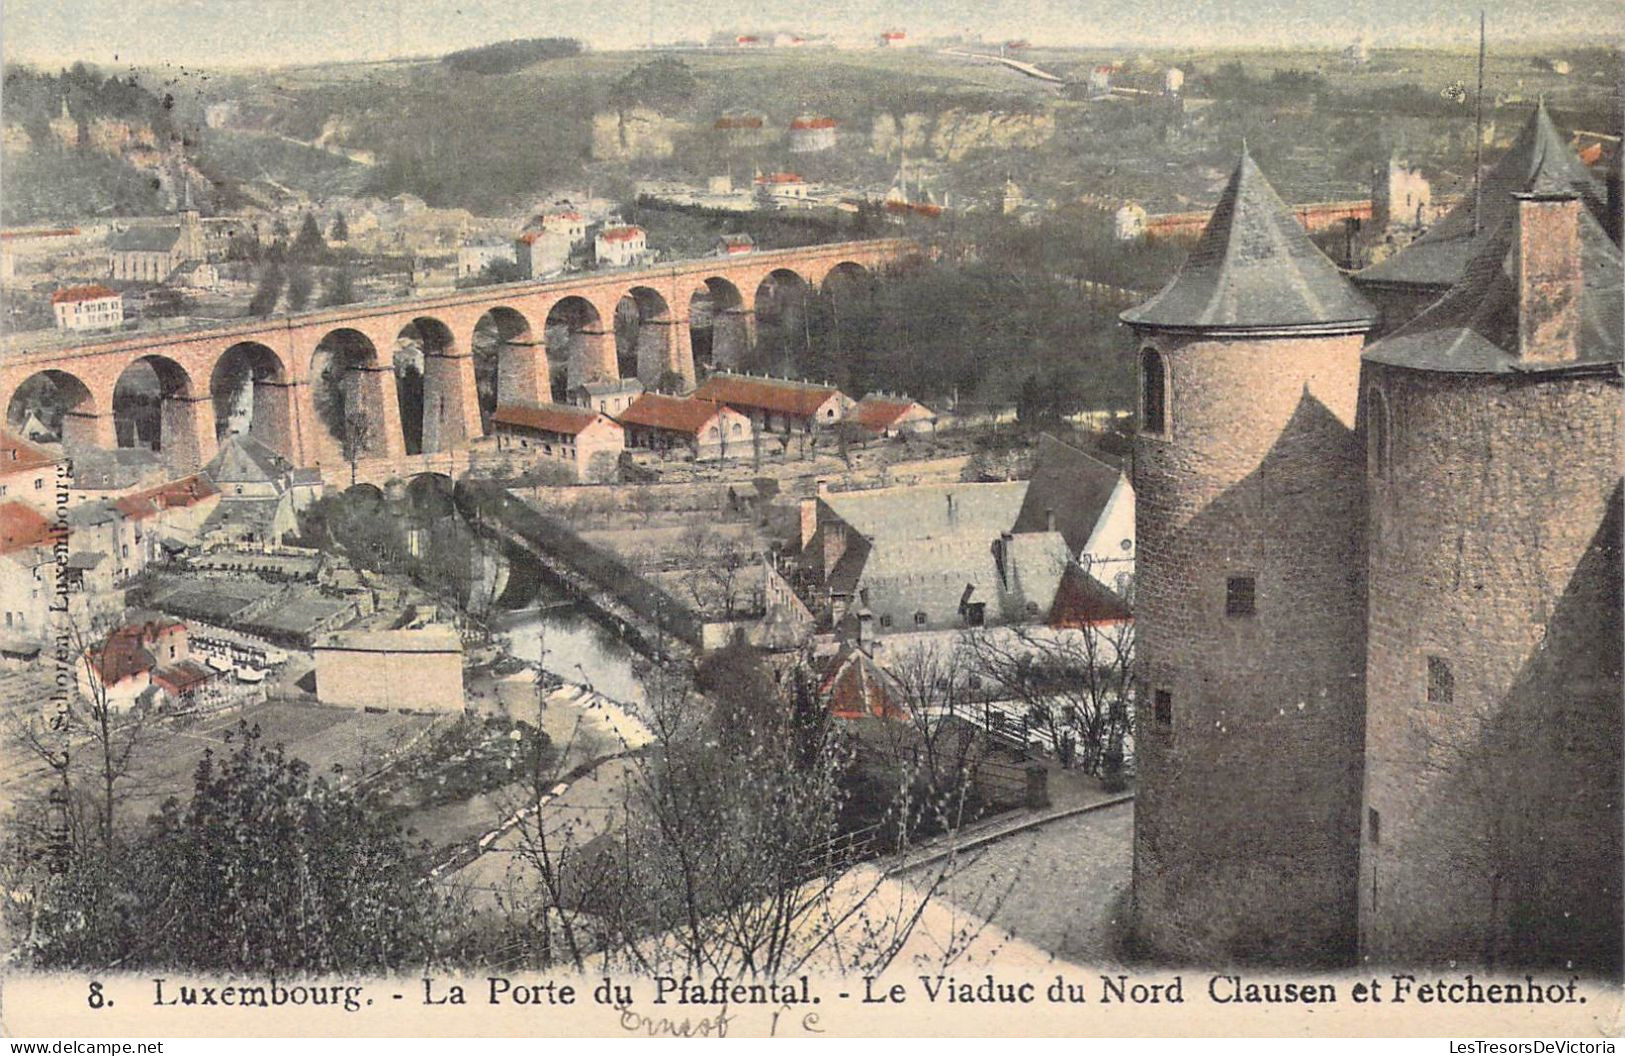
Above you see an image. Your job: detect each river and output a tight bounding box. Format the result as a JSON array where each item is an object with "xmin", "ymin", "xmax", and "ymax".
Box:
[{"xmin": 495, "ymin": 593, "xmax": 647, "ymax": 707}]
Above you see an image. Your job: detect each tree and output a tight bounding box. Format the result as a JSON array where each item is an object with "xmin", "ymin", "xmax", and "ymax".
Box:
[
  {"xmin": 319, "ymin": 267, "xmax": 357, "ymax": 307},
  {"xmin": 674, "ymin": 525, "xmax": 751, "ymax": 621},
  {"xmin": 286, "ymin": 265, "xmax": 314, "ymax": 311},
  {"xmin": 292, "ymin": 212, "xmax": 326, "ymax": 261},
  {"xmin": 473, "ymin": 648, "xmax": 998, "ymax": 979},
  {"xmin": 247, "ymin": 263, "xmax": 284, "ymax": 316},
  {"xmin": 964, "ymin": 596, "xmax": 1136, "ymax": 778},
  {"xmin": 329, "ymin": 211, "xmax": 349, "ymax": 243}
]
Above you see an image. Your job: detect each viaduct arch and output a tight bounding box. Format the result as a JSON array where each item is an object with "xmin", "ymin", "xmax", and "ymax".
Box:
[{"xmin": 0, "ymin": 240, "xmax": 909, "ymax": 478}]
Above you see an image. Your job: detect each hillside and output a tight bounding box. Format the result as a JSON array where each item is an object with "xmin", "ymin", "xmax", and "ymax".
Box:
[{"xmin": 2, "ymin": 43, "xmax": 1618, "ymax": 226}]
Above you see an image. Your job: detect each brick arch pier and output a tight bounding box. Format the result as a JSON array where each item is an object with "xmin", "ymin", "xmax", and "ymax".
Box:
[{"xmin": 2, "ymin": 239, "xmax": 914, "ymax": 474}]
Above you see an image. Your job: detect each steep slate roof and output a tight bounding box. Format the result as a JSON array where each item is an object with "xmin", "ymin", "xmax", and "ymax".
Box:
[
  {"xmin": 1362, "ymin": 200, "xmax": 1623, "ymax": 375},
  {"xmin": 204, "ymin": 434, "xmax": 291, "ymax": 486},
  {"xmin": 694, "ymin": 372, "xmax": 843, "ymax": 418},
  {"xmin": 109, "ymin": 226, "xmax": 182, "ymax": 253},
  {"xmin": 491, "ymin": 403, "xmax": 613, "ymax": 437},
  {"xmin": 1357, "ymin": 101, "xmax": 1609, "ymax": 292},
  {"xmin": 1121, "ymin": 149, "xmax": 1376, "ymax": 334},
  {"xmin": 617, "ymin": 393, "xmax": 726, "ymax": 436},
  {"xmin": 1011, "ymin": 434, "xmax": 1122, "ymax": 556}
]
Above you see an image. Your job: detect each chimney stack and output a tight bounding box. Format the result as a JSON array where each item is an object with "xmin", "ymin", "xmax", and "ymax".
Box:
[
  {"xmin": 800, "ymin": 496, "xmax": 818, "ymax": 550},
  {"xmin": 1045, "ymin": 507, "xmax": 1056, "ymax": 533},
  {"xmin": 823, "ymin": 520, "xmax": 847, "ymax": 578},
  {"xmin": 1513, "ymin": 189, "xmax": 1583, "ymax": 365}
]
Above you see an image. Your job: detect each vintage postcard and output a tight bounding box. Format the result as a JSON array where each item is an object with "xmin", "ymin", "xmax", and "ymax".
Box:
[{"xmin": 0, "ymin": 0, "xmax": 1619, "ymax": 1042}]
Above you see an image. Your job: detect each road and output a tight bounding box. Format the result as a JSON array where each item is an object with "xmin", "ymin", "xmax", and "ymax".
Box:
[{"xmin": 899, "ymin": 799, "xmax": 1134, "ymax": 967}]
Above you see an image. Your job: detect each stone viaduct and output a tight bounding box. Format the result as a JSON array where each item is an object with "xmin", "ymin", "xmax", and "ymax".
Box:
[{"xmin": 2, "ymin": 238, "xmax": 915, "ymax": 477}]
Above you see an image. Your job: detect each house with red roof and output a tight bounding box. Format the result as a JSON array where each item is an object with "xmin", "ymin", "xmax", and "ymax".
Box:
[
  {"xmin": 113, "ymin": 472, "xmax": 220, "ymax": 553},
  {"xmin": 788, "ymin": 116, "xmax": 837, "ymax": 153},
  {"xmin": 754, "ymin": 171, "xmax": 811, "ymax": 205},
  {"xmin": 713, "ymin": 233, "xmax": 756, "ymax": 257},
  {"xmin": 490, "ymin": 403, "xmax": 624, "ymax": 481},
  {"xmin": 0, "ymin": 430, "xmax": 61, "ymax": 512},
  {"xmin": 0, "ymin": 500, "xmax": 58, "ymax": 643},
  {"xmin": 615, "ymin": 393, "xmax": 754, "ymax": 461},
  {"xmin": 78, "ymin": 615, "xmax": 189, "ymax": 710},
  {"xmin": 851, "ymin": 393, "xmax": 937, "ymax": 438},
  {"xmin": 51, "ymin": 284, "xmax": 124, "ymax": 332},
  {"xmin": 594, "ymin": 224, "xmax": 651, "ymax": 268},
  {"xmin": 691, "ymin": 371, "xmax": 853, "ymax": 436}
]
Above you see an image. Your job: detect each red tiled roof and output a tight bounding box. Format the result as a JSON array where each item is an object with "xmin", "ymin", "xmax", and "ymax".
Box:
[
  {"xmin": 692, "ymin": 374, "xmax": 842, "ymax": 419},
  {"xmin": 790, "ymin": 117, "xmax": 837, "ymax": 130},
  {"xmin": 152, "ymin": 660, "xmax": 212, "ymax": 695},
  {"xmin": 545, "ymin": 210, "xmax": 583, "ymax": 221},
  {"xmin": 0, "ymin": 501, "xmax": 52, "ymax": 555},
  {"xmin": 1, "ymin": 430, "xmax": 56, "ymax": 474},
  {"xmin": 853, "ymin": 397, "xmax": 926, "ymax": 432},
  {"xmin": 617, "ymin": 393, "xmax": 727, "ymax": 436},
  {"xmin": 115, "ymin": 473, "xmax": 218, "ymax": 520},
  {"xmin": 598, "ymin": 225, "xmax": 644, "ymax": 243},
  {"xmin": 820, "ymin": 645, "xmax": 909, "ymax": 721},
  {"xmin": 51, "ymin": 284, "xmax": 119, "ymax": 304},
  {"xmin": 756, "ymin": 172, "xmax": 804, "ymax": 184},
  {"xmin": 491, "ymin": 403, "xmax": 616, "ymax": 437},
  {"xmin": 87, "ymin": 630, "xmax": 157, "ymax": 687}
]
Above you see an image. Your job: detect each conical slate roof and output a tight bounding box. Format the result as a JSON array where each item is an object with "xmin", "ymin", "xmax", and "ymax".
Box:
[
  {"xmin": 1356, "ymin": 100, "xmax": 1608, "ymax": 291},
  {"xmin": 1362, "ymin": 200, "xmax": 1622, "ymax": 375},
  {"xmin": 1121, "ymin": 150, "xmax": 1376, "ymax": 334}
]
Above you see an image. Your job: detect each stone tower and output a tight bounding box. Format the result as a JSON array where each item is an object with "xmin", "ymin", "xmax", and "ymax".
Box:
[
  {"xmin": 1121, "ymin": 149, "xmax": 1378, "ymax": 963},
  {"xmin": 1359, "ymin": 178, "xmax": 1623, "ymax": 971},
  {"xmin": 1355, "ymin": 101, "xmax": 1610, "ymax": 338}
]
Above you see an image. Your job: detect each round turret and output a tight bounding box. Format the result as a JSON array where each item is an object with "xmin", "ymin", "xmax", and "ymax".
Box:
[
  {"xmin": 1123, "ymin": 149, "xmax": 1376, "ymax": 963},
  {"xmin": 1359, "ymin": 187, "xmax": 1623, "ymax": 971}
]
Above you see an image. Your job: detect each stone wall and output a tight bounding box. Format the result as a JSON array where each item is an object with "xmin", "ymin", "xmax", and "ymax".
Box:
[
  {"xmin": 1361, "ymin": 365, "xmax": 1623, "ymax": 971},
  {"xmin": 1131, "ymin": 329, "xmax": 1368, "ymax": 964}
]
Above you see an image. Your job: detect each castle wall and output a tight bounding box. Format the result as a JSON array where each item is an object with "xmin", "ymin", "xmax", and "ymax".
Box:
[
  {"xmin": 1131, "ymin": 329, "xmax": 1368, "ymax": 964},
  {"xmin": 1361, "ymin": 365, "xmax": 1623, "ymax": 972}
]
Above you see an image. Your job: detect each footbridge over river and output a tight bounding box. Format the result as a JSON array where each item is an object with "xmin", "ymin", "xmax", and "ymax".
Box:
[{"xmin": 2, "ymin": 238, "xmax": 918, "ymax": 478}]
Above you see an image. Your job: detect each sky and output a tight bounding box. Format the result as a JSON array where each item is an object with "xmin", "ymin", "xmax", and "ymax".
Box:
[{"xmin": 1, "ymin": 0, "xmax": 1614, "ymax": 70}]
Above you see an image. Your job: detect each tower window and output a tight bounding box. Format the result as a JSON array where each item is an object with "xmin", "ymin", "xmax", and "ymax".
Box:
[
  {"xmin": 1368, "ymin": 807, "xmax": 1381, "ymax": 845},
  {"xmin": 1153, "ymin": 690, "xmax": 1172, "ymax": 727},
  {"xmin": 1426, "ymin": 655, "xmax": 1453, "ymax": 706},
  {"xmin": 1225, "ymin": 575, "xmax": 1256, "ymax": 617},
  {"xmin": 1140, "ymin": 348, "xmax": 1168, "ymax": 436},
  {"xmin": 1368, "ymin": 385, "xmax": 1392, "ymax": 480}
]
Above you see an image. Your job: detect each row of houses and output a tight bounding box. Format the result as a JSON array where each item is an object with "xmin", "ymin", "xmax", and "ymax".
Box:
[
  {"xmin": 0, "ymin": 429, "xmax": 324, "ymax": 649},
  {"xmin": 488, "ymin": 372, "xmax": 939, "ymax": 480}
]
